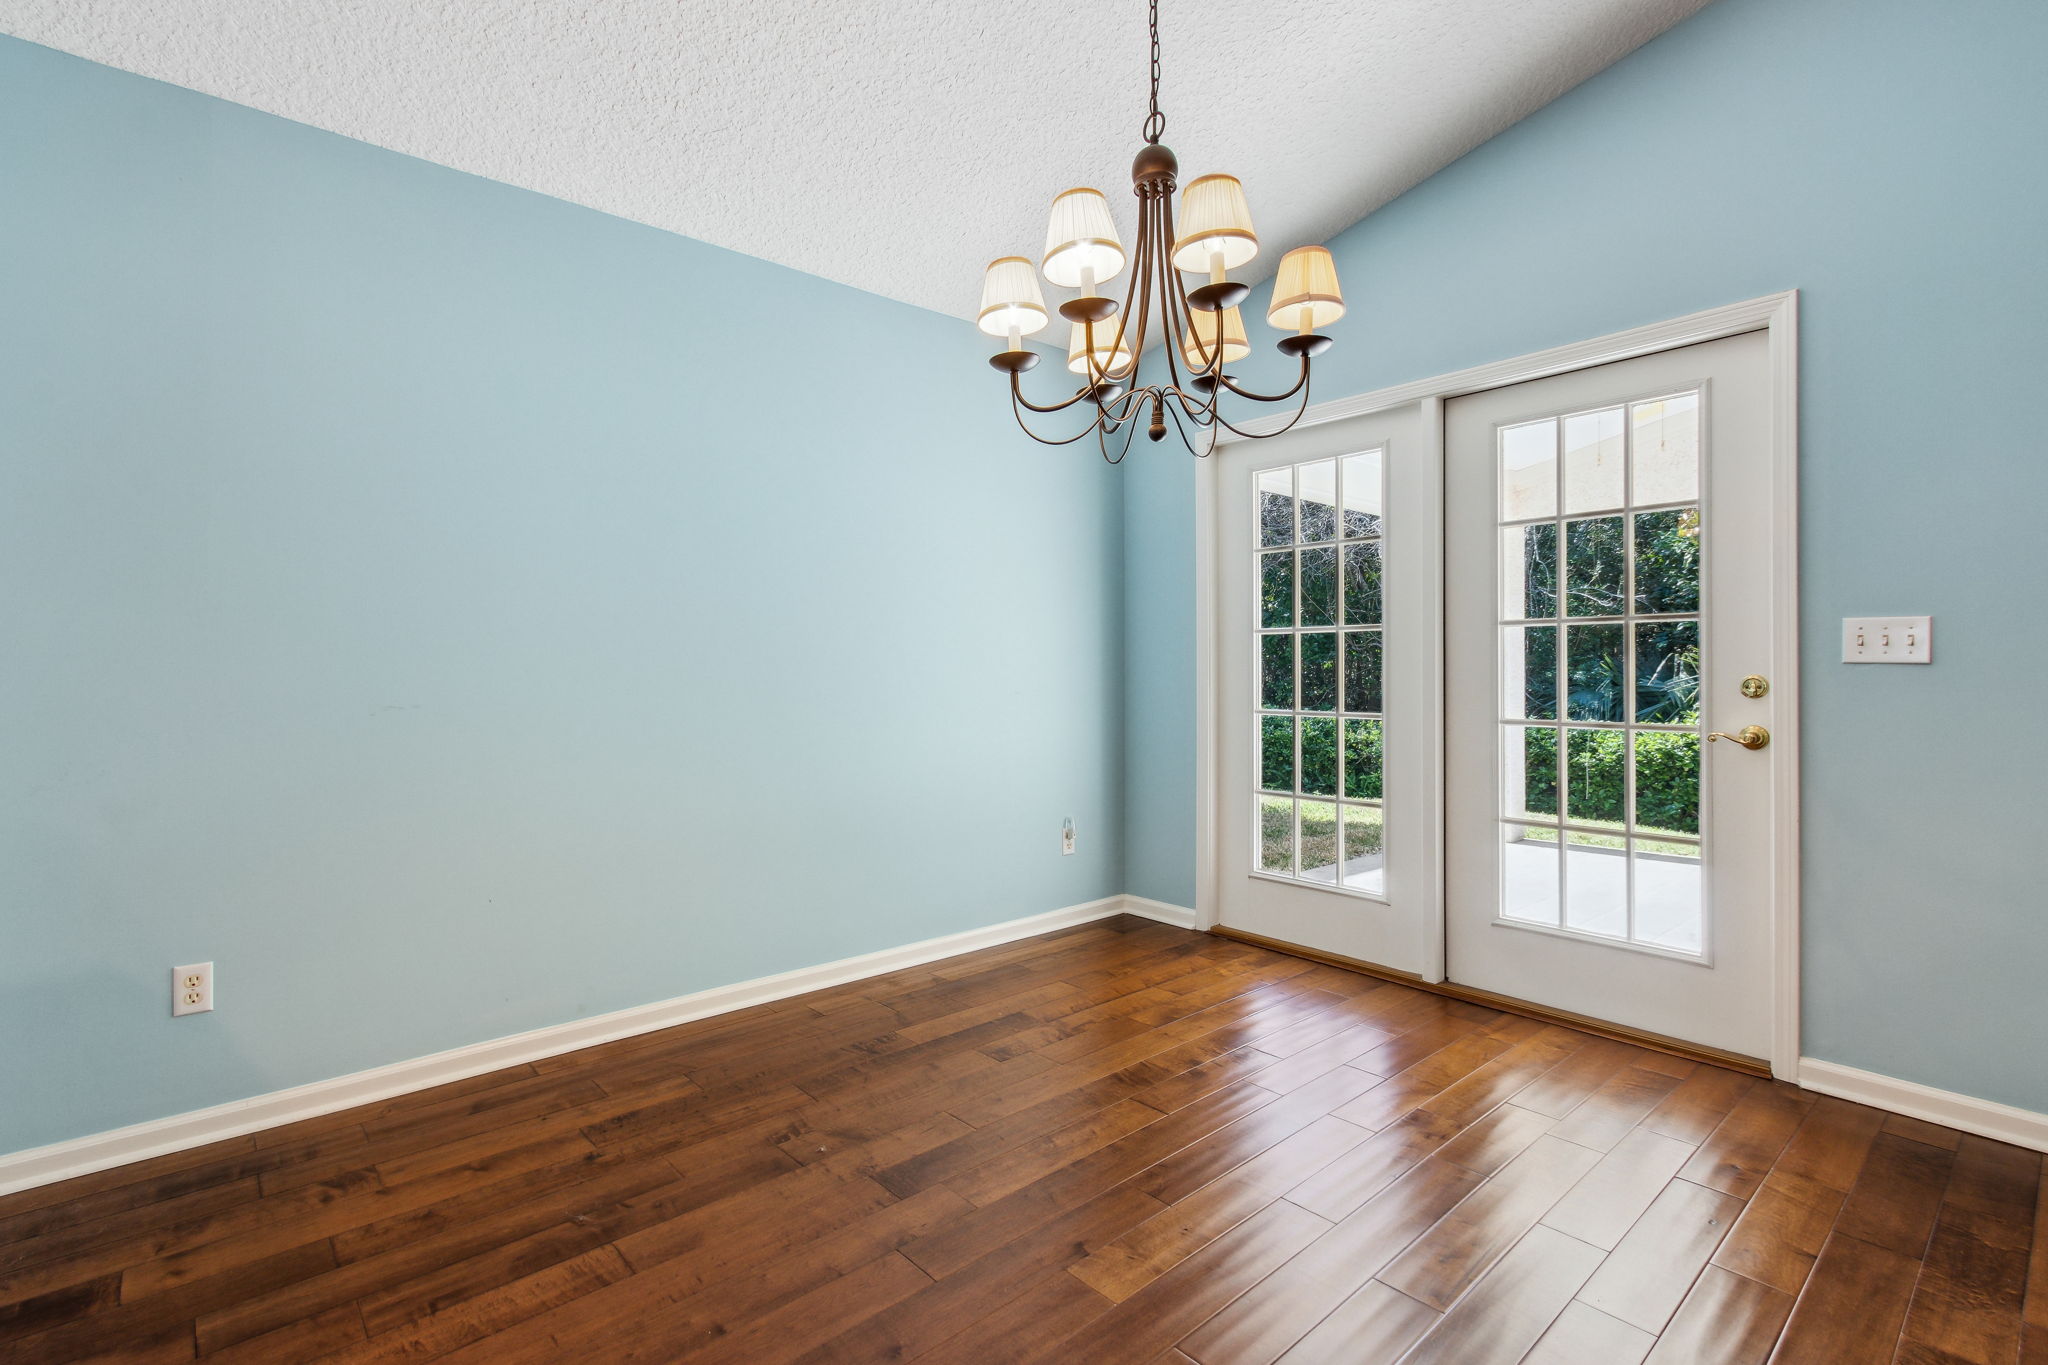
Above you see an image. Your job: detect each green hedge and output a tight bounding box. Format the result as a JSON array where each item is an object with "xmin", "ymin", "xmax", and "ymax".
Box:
[
  {"xmin": 1268, "ymin": 717, "xmax": 1693, "ymax": 835},
  {"xmin": 1255, "ymin": 506, "xmax": 1702, "ymax": 846},
  {"xmin": 1261, "ymin": 717, "xmax": 1384, "ymax": 800},
  {"xmin": 1266, "ymin": 716, "xmax": 1692, "ymax": 840},
  {"xmin": 1522, "ymin": 728, "xmax": 1698, "ymax": 836}
]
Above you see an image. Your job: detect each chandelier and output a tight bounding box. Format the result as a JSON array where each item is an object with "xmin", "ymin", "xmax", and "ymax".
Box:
[{"xmin": 976, "ymin": 0, "xmax": 1347, "ymax": 462}]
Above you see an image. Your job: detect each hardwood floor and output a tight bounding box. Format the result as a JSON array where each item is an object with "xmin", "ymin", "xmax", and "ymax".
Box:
[{"xmin": 2, "ymin": 916, "xmax": 2042, "ymax": 1363}]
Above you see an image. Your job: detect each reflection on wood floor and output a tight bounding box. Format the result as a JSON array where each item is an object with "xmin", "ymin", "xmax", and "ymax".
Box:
[{"xmin": 1, "ymin": 916, "xmax": 2041, "ymax": 1363}]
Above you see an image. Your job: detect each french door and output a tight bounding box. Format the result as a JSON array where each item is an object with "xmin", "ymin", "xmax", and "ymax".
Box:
[
  {"xmin": 1215, "ymin": 406, "xmax": 1436, "ymax": 974},
  {"xmin": 1443, "ymin": 331, "xmax": 1779, "ymax": 1060}
]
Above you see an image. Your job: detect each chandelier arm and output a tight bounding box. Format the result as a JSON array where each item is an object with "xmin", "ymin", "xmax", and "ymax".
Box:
[
  {"xmin": 1217, "ymin": 355, "xmax": 1313, "ymax": 404},
  {"xmin": 1130, "ymin": 202, "xmax": 1163, "ymax": 384},
  {"xmin": 1160, "ymin": 197, "xmax": 1239, "ymax": 397},
  {"xmin": 1144, "ymin": 193, "xmax": 1173, "ymax": 388},
  {"xmin": 1131, "ymin": 197, "xmax": 1159, "ymax": 378},
  {"xmin": 1208, "ymin": 367, "xmax": 1317, "ymax": 441},
  {"xmin": 1159, "ymin": 289, "xmax": 1251, "ymax": 425},
  {"xmin": 1152, "ymin": 193, "xmax": 1180, "ymax": 382},
  {"xmin": 1186, "ymin": 362, "xmax": 1227, "ymax": 426},
  {"xmin": 1156, "ymin": 193, "xmax": 1196, "ymax": 394},
  {"xmin": 1130, "ymin": 195, "xmax": 1159, "ymax": 370},
  {"xmin": 1164, "ymin": 383, "xmax": 1214, "ymax": 419},
  {"xmin": 1165, "ymin": 280, "xmax": 1207, "ymax": 378},
  {"xmin": 1161, "ymin": 394, "xmax": 1223, "ymax": 458},
  {"xmin": 1069, "ymin": 197, "xmax": 1136, "ymax": 393},
  {"xmin": 1099, "ymin": 196, "xmax": 1153, "ymax": 386},
  {"xmin": 1089, "ymin": 198, "xmax": 1148, "ymax": 388},
  {"xmin": 1098, "ymin": 406, "xmax": 1147, "ymax": 464},
  {"xmin": 1179, "ymin": 378, "xmax": 1220, "ymax": 444},
  {"xmin": 1083, "ymin": 195, "xmax": 1142, "ymax": 389},
  {"xmin": 1009, "ymin": 385, "xmax": 1113, "ymax": 446},
  {"xmin": 1010, "ymin": 369, "xmax": 1107, "ymax": 416},
  {"xmin": 1195, "ymin": 284, "xmax": 1231, "ymax": 376},
  {"xmin": 1098, "ymin": 385, "xmax": 1146, "ymax": 424},
  {"xmin": 1072, "ymin": 380, "xmax": 1144, "ymax": 431},
  {"xmin": 1080, "ymin": 320, "xmax": 1104, "ymax": 391}
]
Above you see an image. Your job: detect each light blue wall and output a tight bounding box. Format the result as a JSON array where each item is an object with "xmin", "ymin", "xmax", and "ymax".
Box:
[
  {"xmin": 0, "ymin": 36, "xmax": 1125, "ymax": 1155},
  {"xmin": 1121, "ymin": 434, "xmax": 1199, "ymax": 912},
  {"xmin": 1123, "ymin": 0, "xmax": 2048, "ymax": 1112},
  {"xmin": 9, "ymin": 0, "xmax": 2044, "ymax": 1157}
]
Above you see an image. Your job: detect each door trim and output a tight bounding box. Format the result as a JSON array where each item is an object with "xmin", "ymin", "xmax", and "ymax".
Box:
[{"xmin": 1200, "ymin": 290, "xmax": 1801, "ymax": 1079}]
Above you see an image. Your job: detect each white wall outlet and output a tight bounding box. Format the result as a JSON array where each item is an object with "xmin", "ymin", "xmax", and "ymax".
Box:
[
  {"xmin": 172, "ymin": 962, "xmax": 214, "ymax": 1016},
  {"xmin": 1843, "ymin": 616, "xmax": 1932, "ymax": 664},
  {"xmin": 1061, "ymin": 817, "xmax": 1076, "ymax": 856}
]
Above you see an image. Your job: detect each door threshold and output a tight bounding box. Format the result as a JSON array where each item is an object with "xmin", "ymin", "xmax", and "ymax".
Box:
[{"xmin": 1210, "ymin": 925, "xmax": 1771, "ymax": 1078}]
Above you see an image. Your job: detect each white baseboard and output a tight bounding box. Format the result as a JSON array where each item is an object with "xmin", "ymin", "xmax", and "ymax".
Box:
[
  {"xmin": 0, "ymin": 893, "xmax": 1191, "ymax": 1197},
  {"xmin": 1798, "ymin": 1058, "xmax": 2048, "ymax": 1154},
  {"xmin": 1117, "ymin": 895, "xmax": 1199, "ymax": 930},
  {"xmin": 27, "ymin": 911, "xmax": 2042, "ymax": 1197}
]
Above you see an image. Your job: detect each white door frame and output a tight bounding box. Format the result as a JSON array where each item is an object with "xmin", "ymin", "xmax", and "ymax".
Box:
[{"xmin": 1197, "ymin": 290, "xmax": 1801, "ymax": 1079}]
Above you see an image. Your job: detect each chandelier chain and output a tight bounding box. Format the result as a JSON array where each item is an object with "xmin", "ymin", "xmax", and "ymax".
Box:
[{"xmin": 1143, "ymin": 0, "xmax": 1165, "ymax": 143}]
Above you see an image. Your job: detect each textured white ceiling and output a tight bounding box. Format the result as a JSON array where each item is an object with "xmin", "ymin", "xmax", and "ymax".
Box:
[{"xmin": 2, "ymin": 0, "xmax": 1713, "ymax": 326}]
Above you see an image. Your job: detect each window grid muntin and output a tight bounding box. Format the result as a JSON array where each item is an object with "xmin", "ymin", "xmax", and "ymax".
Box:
[
  {"xmin": 1252, "ymin": 450, "xmax": 1386, "ymax": 898},
  {"xmin": 1496, "ymin": 392, "xmax": 1705, "ymax": 954}
]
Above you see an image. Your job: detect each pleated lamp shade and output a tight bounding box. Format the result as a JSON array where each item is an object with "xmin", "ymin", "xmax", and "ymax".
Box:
[
  {"xmin": 1179, "ymin": 306, "xmax": 1250, "ymax": 370},
  {"xmin": 1066, "ymin": 319, "xmax": 1134, "ymax": 376},
  {"xmin": 1042, "ymin": 189, "xmax": 1127, "ymax": 290},
  {"xmin": 1171, "ymin": 175, "xmax": 1259, "ymax": 273},
  {"xmin": 1267, "ymin": 246, "xmax": 1346, "ymax": 332},
  {"xmin": 977, "ymin": 257, "xmax": 1049, "ymax": 338}
]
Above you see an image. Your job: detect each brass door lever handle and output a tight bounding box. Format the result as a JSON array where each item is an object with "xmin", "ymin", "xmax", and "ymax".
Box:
[{"xmin": 1706, "ymin": 725, "xmax": 1770, "ymax": 750}]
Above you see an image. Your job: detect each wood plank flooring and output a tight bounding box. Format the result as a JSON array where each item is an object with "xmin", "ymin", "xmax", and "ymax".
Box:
[{"xmin": 2, "ymin": 916, "xmax": 2042, "ymax": 1363}]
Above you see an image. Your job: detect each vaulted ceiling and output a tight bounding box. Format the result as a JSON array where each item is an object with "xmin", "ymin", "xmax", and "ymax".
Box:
[{"xmin": 4, "ymin": 0, "xmax": 1714, "ymax": 324}]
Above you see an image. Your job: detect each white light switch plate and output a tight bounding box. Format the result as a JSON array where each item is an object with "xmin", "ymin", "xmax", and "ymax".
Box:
[{"xmin": 1842, "ymin": 616, "xmax": 1931, "ymax": 663}]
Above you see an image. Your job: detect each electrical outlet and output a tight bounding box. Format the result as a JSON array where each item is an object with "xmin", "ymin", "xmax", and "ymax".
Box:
[
  {"xmin": 173, "ymin": 962, "xmax": 214, "ymax": 1017},
  {"xmin": 1843, "ymin": 616, "xmax": 1932, "ymax": 664},
  {"xmin": 1061, "ymin": 817, "xmax": 1076, "ymax": 856}
]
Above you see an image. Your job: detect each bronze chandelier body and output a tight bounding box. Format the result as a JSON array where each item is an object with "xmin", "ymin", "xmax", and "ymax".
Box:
[{"xmin": 978, "ymin": 1, "xmax": 1345, "ymax": 462}]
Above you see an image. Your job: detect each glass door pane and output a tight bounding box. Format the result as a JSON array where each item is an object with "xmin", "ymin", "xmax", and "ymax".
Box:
[
  {"xmin": 1495, "ymin": 396, "xmax": 1703, "ymax": 955},
  {"xmin": 1253, "ymin": 449, "xmax": 1388, "ymax": 898}
]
